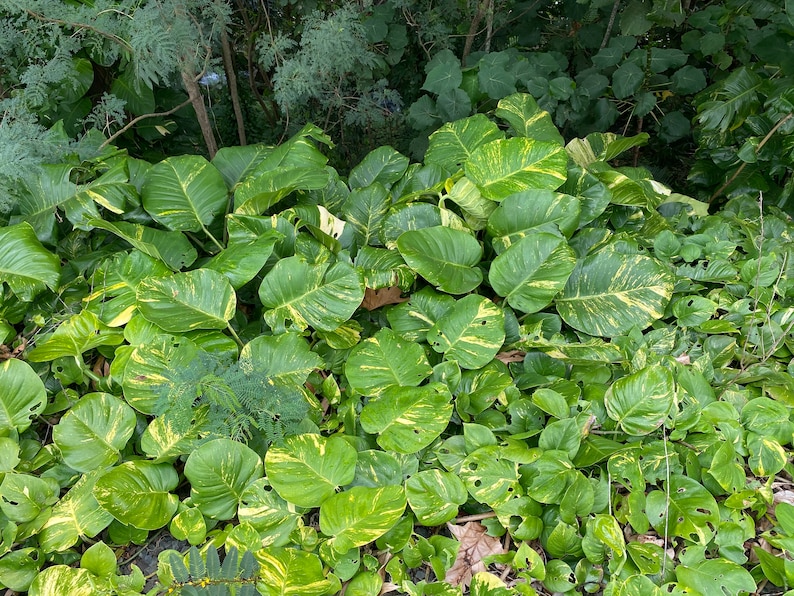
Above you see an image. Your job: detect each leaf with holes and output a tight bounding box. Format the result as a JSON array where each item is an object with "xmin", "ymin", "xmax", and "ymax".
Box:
[
  {"xmin": 675, "ymin": 559, "xmax": 756, "ymax": 595},
  {"xmin": 646, "ymin": 475, "xmax": 719, "ymax": 545},
  {"xmin": 426, "ymin": 294, "xmax": 505, "ymax": 369}
]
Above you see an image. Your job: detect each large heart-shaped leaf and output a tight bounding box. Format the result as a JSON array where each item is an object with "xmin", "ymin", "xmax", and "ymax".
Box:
[
  {"xmin": 137, "ymin": 268, "xmax": 236, "ymax": 332},
  {"xmin": 238, "ymin": 479, "xmax": 302, "ymax": 547},
  {"xmin": 556, "ymin": 248, "xmax": 674, "ymax": 336},
  {"xmin": 258, "ymin": 257, "xmax": 365, "ymax": 333},
  {"xmin": 141, "ymin": 155, "xmax": 228, "ymax": 232},
  {"xmin": 489, "ymin": 231, "xmax": 576, "ymax": 314},
  {"xmin": 495, "ymin": 93, "xmax": 564, "ymax": 144},
  {"xmin": 459, "ymin": 445, "xmax": 522, "ymax": 507},
  {"xmin": 406, "ymin": 470, "xmax": 467, "ymax": 525},
  {"xmin": 465, "ymin": 138, "xmax": 568, "ymax": 200},
  {"xmin": 319, "ymin": 486, "xmax": 407, "ymax": 552},
  {"xmin": 14, "ymin": 164, "xmax": 76, "ymax": 243},
  {"xmin": 212, "ymin": 144, "xmax": 274, "ymax": 188},
  {"xmin": 38, "ymin": 470, "xmax": 114, "ymax": 552},
  {"xmin": 360, "ymin": 384, "xmax": 453, "ymax": 453},
  {"xmin": 424, "ymin": 114, "xmax": 504, "ymax": 172},
  {"xmin": 397, "ymin": 226, "xmax": 483, "ymax": 295},
  {"xmin": 184, "ymin": 438, "xmax": 263, "ymax": 520},
  {"xmin": 604, "ymin": 366, "xmax": 675, "ymax": 436},
  {"xmin": 29, "ymin": 566, "xmax": 95, "ymax": 596},
  {"xmin": 234, "ymin": 166, "xmax": 330, "ymax": 215},
  {"xmin": 426, "ymin": 294, "xmax": 505, "ymax": 369},
  {"xmin": 0, "ymin": 473, "xmax": 59, "ymax": 523},
  {"xmin": 93, "ymin": 461, "xmax": 179, "ymax": 530},
  {"xmin": 646, "ymin": 475, "xmax": 720, "ymax": 544},
  {"xmin": 487, "ymin": 190, "xmax": 581, "ymax": 251},
  {"xmin": 266, "ymin": 434, "xmax": 357, "ymax": 508},
  {"xmin": 53, "ymin": 392, "xmax": 136, "ymax": 472},
  {"xmin": 0, "ymin": 359, "xmax": 47, "ymax": 434},
  {"xmin": 204, "ymin": 229, "xmax": 281, "ymax": 289},
  {"xmin": 348, "ymin": 145, "xmax": 409, "ymax": 189},
  {"xmin": 345, "ymin": 328, "xmax": 432, "ymax": 396},
  {"xmin": 0, "ymin": 222, "xmax": 60, "ymax": 301}
]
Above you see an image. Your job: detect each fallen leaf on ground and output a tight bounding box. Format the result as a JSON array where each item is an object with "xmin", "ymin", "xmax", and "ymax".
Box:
[
  {"xmin": 361, "ymin": 286, "xmax": 408, "ymax": 311},
  {"xmin": 445, "ymin": 521, "xmax": 507, "ymax": 588},
  {"xmin": 495, "ymin": 350, "xmax": 525, "ymax": 364}
]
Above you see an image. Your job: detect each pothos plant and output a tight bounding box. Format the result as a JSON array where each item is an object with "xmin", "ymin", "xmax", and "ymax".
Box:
[{"xmin": 1, "ymin": 92, "xmax": 793, "ymax": 595}]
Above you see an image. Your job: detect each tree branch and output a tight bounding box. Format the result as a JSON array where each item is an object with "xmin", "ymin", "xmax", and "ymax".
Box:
[{"xmin": 100, "ymin": 98, "xmax": 192, "ymax": 148}]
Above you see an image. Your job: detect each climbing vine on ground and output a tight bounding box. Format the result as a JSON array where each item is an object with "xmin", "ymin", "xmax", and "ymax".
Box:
[{"xmin": 1, "ymin": 93, "xmax": 794, "ymax": 595}]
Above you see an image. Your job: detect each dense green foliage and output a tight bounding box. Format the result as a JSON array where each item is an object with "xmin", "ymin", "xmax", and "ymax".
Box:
[
  {"xmin": 2, "ymin": 92, "xmax": 794, "ymax": 594},
  {"xmin": 3, "ymin": 0, "xmax": 794, "ymax": 212}
]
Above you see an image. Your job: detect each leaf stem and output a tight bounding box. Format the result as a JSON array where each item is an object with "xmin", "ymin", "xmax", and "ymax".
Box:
[
  {"xmin": 226, "ymin": 322, "xmax": 245, "ymax": 350},
  {"xmin": 201, "ymin": 222, "xmax": 225, "ymax": 252}
]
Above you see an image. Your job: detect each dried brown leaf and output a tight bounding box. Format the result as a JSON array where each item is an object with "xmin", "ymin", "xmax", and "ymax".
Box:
[
  {"xmin": 361, "ymin": 286, "xmax": 408, "ymax": 311},
  {"xmin": 444, "ymin": 521, "xmax": 507, "ymax": 588},
  {"xmin": 495, "ymin": 350, "xmax": 525, "ymax": 364}
]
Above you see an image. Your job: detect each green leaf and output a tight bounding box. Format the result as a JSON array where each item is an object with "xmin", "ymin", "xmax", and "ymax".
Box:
[
  {"xmin": 406, "ymin": 470, "xmax": 467, "ymax": 525},
  {"xmin": 604, "ymin": 366, "xmax": 675, "ymax": 436},
  {"xmin": 565, "ymin": 132, "xmax": 650, "ymax": 167},
  {"xmin": 612, "ymin": 62, "xmax": 645, "ymax": 99},
  {"xmin": 460, "ymin": 445, "xmax": 521, "ymax": 507},
  {"xmin": 646, "ymin": 475, "xmax": 719, "ymax": 544},
  {"xmin": 29, "ymin": 566, "xmax": 95, "ymax": 596},
  {"xmin": 266, "ymin": 434, "xmax": 357, "ymax": 508},
  {"xmin": 212, "ymin": 144, "xmax": 274, "ymax": 189},
  {"xmin": 397, "ymin": 226, "xmax": 483, "ymax": 294},
  {"xmin": 93, "ymin": 461, "xmax": 179, "ymax": 530},
  {"xmin": 424, "ymin": 114, "xmax": 504, "ymax": 173},
  {"xmin": 426, "ymin": 294, "xmax": 505, "ymax": 369},
  {"xmin": 345, "ymin": 328, "xmax": 432, "ymax": 397},
  {"xmin": 258, "ymin": 258, "xmax": 365, "ymax": 333},
  {"xmin": 85, "ymin": 250, "xmax": 172, "ymax": 326},
  {"xmin": 465, "ymin": 138, "xmax": 568, "ymax": 200},
  {"xmin": 255, "ymin": 548, "xmax": 332, "ymax": 596},
  {"xmin": 671, "ymin": 66, "xmax": 707, "ymax": 95},
  {"xmin": 349, "ymin": 146, "xmax": 409, "ymax": 189},
  {"xmin": 53, "ymin": 392, "xmax": 136, "ymax": 472},
  {"xmin": 0, "ymin": 473, "xmax": 58, "ymax": 523},
  {"xmin": 386, "ymin": 287, "xmax": 456, "ymax": 342},
  {"xmin": 478, "ymin": 63, "xmax": 517, "ymax": 99},
  {"xmin": 675, "ymin": 559, "xmax": 756, "ymax": 595},
  {"xmin": 556, "ymin": 249, "xmax": 674, "ymax": 336},
  {"xmin": 234, "ymin": 166, "xmax": 330, "ymax": 215},
  {"xmin": 0, "ymin": 547, "xmax": 42, "ymax": 591},
  {"xmin": 343, "ymin": 183, "xmax": 391, "ymax": 246},
  {"xmin": 110, "ymin": 69, "xmax": 155, "ymax": 115},
  {"xmin": 184, "ymin": 438, "xmax": 263, "ymax": 520},
  {"xmin": 495, "ymin": 93, "xmax": 564, "ymax": 144},
  {"xmin": 487, "ymin": 190, "xmax": 580, "ymax": 252},
  {"xmin": 319, "ymin": 486, "xmax": 407, "ymax": 552},
  {"xmin": 27, "ymin": 311, "xmax": 124, "ymax": 362},
  {"xmin": 422, "ymin": 61, "xmax": 463, "ymax": 95},
  {"xmin": 89, "ymin": 219, "xmax": 197, "ymax": 270},
  {"xmin": 38, "ymin": 470, "xmax": 114, "ymax": 552},
  {"xmin": 141, "ymin": 155, "xmax": 227, "ymax": 232},
  {"xmin": 0, "ymin": 358, "xmax": 47, "ymax": 434},
  {"xmin": 0, "ymin": 222, "xmax": 60, "ymax": 301},
  {"xmin": 15, "ymin": 164, "xmax": 76, "ymax": 243},
  {"xmin": 360, "ymin": 384, "xmax": 453, "ymax": 453},
  {"xmin": 489, "ymin": 231, "xmax": 576, "ymax": 314},
  {"xmin": 203, "ymin": 229, "xmax": 280, "ymax": 289},
  {"xmin": 238, "ymin": 478, "xmax": 302, "ymax": 547},
  {"xmin": 696, "ymin": 67, "xmax": 761, "ymax": 134},
  {"xmin": 137, "ymin": 268, "xmax": 236, "ymax": 332},
  {"xmin": 240, "ymin": 332, "xmax": 323, "ymax": 386},
  {"xmin": 436, "ymin": 88, "xmax": 472, "ymax": 121}
]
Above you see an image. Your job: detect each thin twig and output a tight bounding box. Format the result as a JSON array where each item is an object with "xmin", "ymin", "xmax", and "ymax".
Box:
[
  {"xmin": 100, "ymin": 98, "xmax": 192, "ymax": 148},
  {"xmin": 708, "ymin": 112, "xmax": 794, "ymax": 204},
  {"xmin": 454, "ymin": 512, "xmax": 497, "ymax": 523}
]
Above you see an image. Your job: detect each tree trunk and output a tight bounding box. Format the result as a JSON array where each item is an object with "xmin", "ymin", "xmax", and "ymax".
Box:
[{"xmin": 181, "ymin": 69, "xmax": 218, "ymax": 159}]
